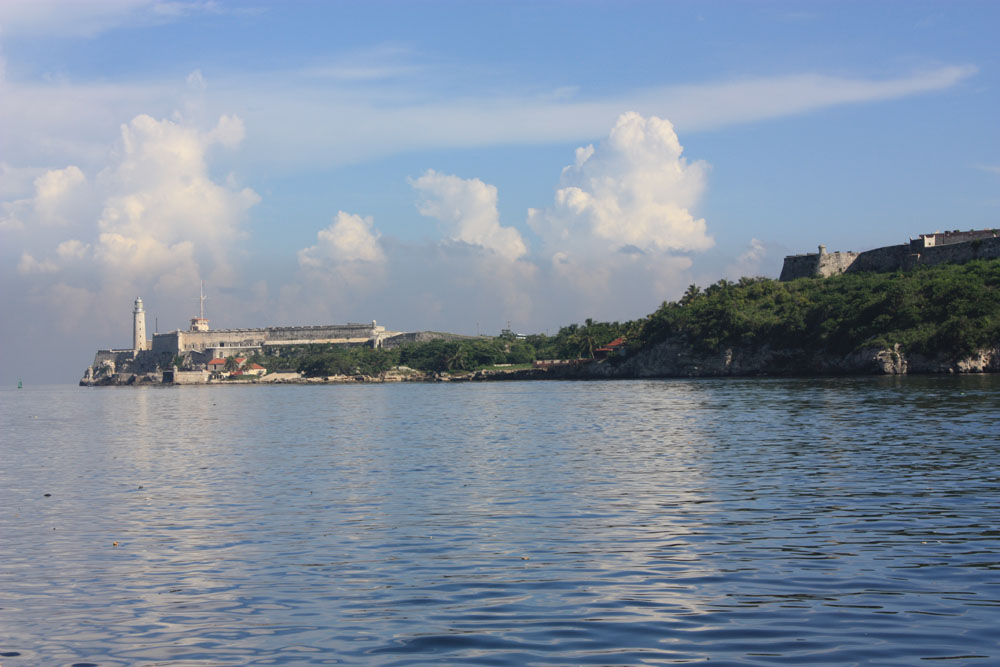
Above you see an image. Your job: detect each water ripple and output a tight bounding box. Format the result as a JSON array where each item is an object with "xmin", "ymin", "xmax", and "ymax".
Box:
[{"xmin": 1, "ymin": 376, "xmax": 999, "ymax": 664}]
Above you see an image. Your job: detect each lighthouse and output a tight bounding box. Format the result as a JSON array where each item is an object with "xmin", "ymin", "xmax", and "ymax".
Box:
[{"xmin": 133, "ymin": 297, "xmax": 148, "ymax": 352}]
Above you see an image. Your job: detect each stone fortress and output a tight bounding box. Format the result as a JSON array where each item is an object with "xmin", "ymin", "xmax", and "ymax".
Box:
[
  {"xmin": 81, "ymin": 286, "xmax": 445, "ymax": 385},
  {"xmin": 779, "ymin": 228, "xmax": 1000, "ymax": 281}
]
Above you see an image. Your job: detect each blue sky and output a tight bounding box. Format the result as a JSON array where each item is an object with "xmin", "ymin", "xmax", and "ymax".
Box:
[{"xmin": 1, "ymin": 1, "xmax": 998, "ymax": 383}]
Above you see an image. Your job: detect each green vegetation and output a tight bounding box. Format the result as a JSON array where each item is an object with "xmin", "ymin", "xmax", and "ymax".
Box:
[
  {"xmin": 248, "ymin": 259, "xmax": 1000, "ymax": 377},
  {"xmin": 638, "ymin": 259, "xmax": 1000, "ymax": 357},
  {"xmin": 249, "ymin": 319, "xmax": 639, "ymax": 377}
]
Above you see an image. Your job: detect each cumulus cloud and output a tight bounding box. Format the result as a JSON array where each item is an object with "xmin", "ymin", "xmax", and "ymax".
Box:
[
  {"xmin": 523, "ymin": 111, "xmax": 712, "ymax": 311},
  {"xmin": 300, "ymin": 211, "xmax": 384, "ymax": 266},
  {"xmin": 17, "ymin": 252, "xmax": 59, "ymax": 274},
  {"xmin": 1, "ymin": 165, "xmax": 90, "ymax": 230},
  {"xmin": 298, "ymin": 210, "xmax": 386, "ymax": 287},
  {"xmin": 530, "ymin": 111, "xmax": 711, "ymax": 259},
  {"xmin": 287, "ymin": 114, "xmax": 717, "ymax": 331},
  {"xmin": 0, "ymin": 112, "xmax": 259, "ymax": 338},
  {"xmin": 411, "ymin": 170, "xmax": 528, "ymax": 262},
  {"xmin": 92, "ymin": 113, "xmax": 259, "ymax": 278}
]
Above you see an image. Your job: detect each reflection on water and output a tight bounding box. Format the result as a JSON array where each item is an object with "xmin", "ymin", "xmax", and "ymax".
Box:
[{"xmin": 1, "ymin": 376, "xmax": 999, "ymax": 664}]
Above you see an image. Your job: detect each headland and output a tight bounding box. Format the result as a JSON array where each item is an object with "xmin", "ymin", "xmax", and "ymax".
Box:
[{"xmin": 82, "ymin": 229, "xmax": 1000, "ymax": 385}]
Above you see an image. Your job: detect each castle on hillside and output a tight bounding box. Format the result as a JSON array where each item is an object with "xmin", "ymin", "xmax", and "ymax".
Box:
[{"xmin": 779, "ymin": 229, "xmax": 1000, "ymax": 281}]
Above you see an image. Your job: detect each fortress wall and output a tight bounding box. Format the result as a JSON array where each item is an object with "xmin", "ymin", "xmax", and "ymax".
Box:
[
  {"xmin": 779, "ymin": 235, "xmax": 1000, "ymax": 282},
  {"xmin": 918, "ymin": 235, "xmax": 1000, "ymax": 267},
  {"xmin": 779, "ymin": 254, "xmax": 820, "ymax": 281},
  {"xmin": 816, "ymin": 251, "xmax": 861, "ymax": 277},
  {"xmin": 92, "ymin": 349, "xmax": 133, "ymax": 368},
  {"xmin": 152, "ymin": 332, "xmax": 180, "ymax": 356},
  {"xmin": 169, "ymin": 370, "xmax": 210, "ymax": 384},
  {"xmin": 265, "ymin": 324, "xmax": 383, "ymax": 341},
  {"xmin": 151, "ymin": 324, "xmax": 389, "ymax": 355},
  {"xmin": 846, "ymin": 244, "xmax": 910, "ymax": 274},
  {"xmin": 780, "ymin": 251, "xmax": 861, "ymax": 280},
  {"xmin": 922, "ymin": 229, "xmax": 999, "ymax": 247}
]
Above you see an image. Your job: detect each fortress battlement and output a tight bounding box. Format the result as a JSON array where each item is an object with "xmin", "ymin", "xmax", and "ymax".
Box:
[{"xmin": 779, "ymin": 229, "xmax": 1000, "ymax": 281}]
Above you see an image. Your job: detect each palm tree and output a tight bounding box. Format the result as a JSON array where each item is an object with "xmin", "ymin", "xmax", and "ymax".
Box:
[
  {"xmin": 445, "ymin": 343, "xmax": 469, "ymax": 371},
  {"xmin": 224, "ymin": 356, "xmax": 238, "ymax": 373},
  {"xmin": 681, "ymin": 284, "xmax": 702, "ymax": 305}
]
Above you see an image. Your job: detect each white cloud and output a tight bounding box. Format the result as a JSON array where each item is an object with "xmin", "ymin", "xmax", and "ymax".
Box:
[
  {"xmin": 203, "ymin": 113, "xmax": 244, "ymax": 148},
  {"xmin": 295, "ymin": 211, "xmax": 388, "ymax": 309},
  {"xmin": 32, "ymin": 165, "xmax": 88, "ymax": 225},
  {"xmin": 1, "ymin": 164, "xmax": 90, "ymax": 231},
  {"xmin": 411, "ymin": 169, "xmax": 527, "ymax": 262},
  {"xmin": 511, "ymin": 111, "xmax": 718, "ymax": 318},
  {"xmin": 92, "ymin": 113, "xmax": 259, "ymax": 277},
  {"xmin": 0, "ymin": 66, "xmax": 974, "ymax": 173},
  {"xmin": 299, "ymin": 211, "xmax": 385, "ymax": 269},
  {"xmin": 0, "ymin": 1, "xmax": 225, "ymax": 37},
  {"xmin": 17, "ymin": 252, "xmax": 58, "ymax": 274},
  {"xmin": 55, "ymin": 239, "xmax": 90, "ymax": 260},
  {"xmin": 1, "ymin": 111, "xmax": 259, "ymax": 334},
  {"xmin": 530, "ymin": 111, "xmax": 712, "ymax": 262},
  {"xmin": 298, "ymin": 44, "xmax": 424, "ymax": 82}
]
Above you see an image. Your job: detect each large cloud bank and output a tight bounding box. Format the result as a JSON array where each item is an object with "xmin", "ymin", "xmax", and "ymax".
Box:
[
  {"xmin": 1, "ymin": 113, "xmax": 258, "ymax": 343},
  {"xmin": 285, "ymin": 111, "xmax": 716, "ymax": 329},
  {"xmin": 3, "ymin": 109, "xmax": 742, "ymax": 381}
]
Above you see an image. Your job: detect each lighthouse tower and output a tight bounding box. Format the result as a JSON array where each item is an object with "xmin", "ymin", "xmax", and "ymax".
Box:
[{"xmin": 133, "ymin": 297, "xmax": 148, "ymax": 352}]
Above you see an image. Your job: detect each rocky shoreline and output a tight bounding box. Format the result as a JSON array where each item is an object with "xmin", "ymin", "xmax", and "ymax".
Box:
[
  {"xmin": 580, "ymin": 341, "xmax": 1000, "ymax": 379},
  {"xmin": 81, "ymin": 341, "xmax": 999, "ymax": 387}
]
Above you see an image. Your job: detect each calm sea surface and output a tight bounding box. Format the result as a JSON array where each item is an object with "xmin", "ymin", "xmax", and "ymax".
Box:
[{"xmin": 1, "ymin": 377, "xmax": 999, "ymax": 665}]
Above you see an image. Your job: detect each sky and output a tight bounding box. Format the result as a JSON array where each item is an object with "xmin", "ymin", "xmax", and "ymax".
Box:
[{"xmin": 1, "ymin": 0, "xmax": 998, "ymax": 384}]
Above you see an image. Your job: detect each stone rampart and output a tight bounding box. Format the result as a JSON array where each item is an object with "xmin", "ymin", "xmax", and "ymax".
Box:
[
  {"xmin": 152, "ymin": 323, "xmax": 396, "ymax": 356},
  {"xmin": 817, "ymin": 251, "xmax": 861, "ymax": 277},
  {"xmin": 778, "ymin": 254, "xmax": 819, "ymax": 281},
  {"xmin": 780, "ymin": 233, "xmax": 1000, "ymax": 280},
  {"xmin": 165, "ymin": 369, "xmax": 210, "ymax": 384},
  {"xmin": 848, "ymin": 244, "xmax": 909, "ymax": 273},
  {"xmin": 93, "ymin": 349, "xmax": 133, "ymax": 367},
  {"xmin": 266, "ymin": 324, "xmax": 380, "ymax": 341},
  {"xmin": 919, "ymin": 235, "xmax": 1000, "ymax": 266}
]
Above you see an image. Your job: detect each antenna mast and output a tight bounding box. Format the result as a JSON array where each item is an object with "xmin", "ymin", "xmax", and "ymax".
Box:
[{"xmin": 200, "ymin": 280, "xmax": 206, "ymax": 319}]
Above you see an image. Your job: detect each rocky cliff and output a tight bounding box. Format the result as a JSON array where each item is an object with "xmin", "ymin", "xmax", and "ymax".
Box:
[{"xmin": 574, "ymin": 340, "xmax": 1000, "ymax": 379}]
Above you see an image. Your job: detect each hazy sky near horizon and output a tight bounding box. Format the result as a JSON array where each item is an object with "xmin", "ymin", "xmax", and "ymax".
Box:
[{"xmin": 2, "ymin": 1, "xmax": 998, "ymax": 383}]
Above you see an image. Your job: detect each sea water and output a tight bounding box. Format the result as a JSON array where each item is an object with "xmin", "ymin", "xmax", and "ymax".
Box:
[{"xmin": 1, "ymin": 377, "xmax": 998, "ymax": 665}]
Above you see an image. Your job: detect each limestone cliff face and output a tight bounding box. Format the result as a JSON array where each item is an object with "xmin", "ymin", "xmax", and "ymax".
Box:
[{"xmin": 576, "ymin": 340, "xmax": 1000, "ymax": 378}]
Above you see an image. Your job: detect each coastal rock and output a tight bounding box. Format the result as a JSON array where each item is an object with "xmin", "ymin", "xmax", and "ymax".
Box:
[{"xmin": 576, "ymin": 338, "xmax": 998, "ymax": 379}]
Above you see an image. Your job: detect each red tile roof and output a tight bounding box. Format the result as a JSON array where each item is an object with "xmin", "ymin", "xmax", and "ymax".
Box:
[
  {"xmin": 250, "ymin": 363, "xmax": 265, "ymax": 370},
  {"xmin": 594, "ymin": 338, "xmax": 627, "ymax": 353},
  {"xmin": 207, "ymin": 358, "xmax": 226, "ymax": 366}
]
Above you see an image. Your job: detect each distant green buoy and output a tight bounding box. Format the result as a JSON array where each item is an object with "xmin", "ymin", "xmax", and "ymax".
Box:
[{"xmin": 18, "ymin": 378, "xmax": 22, "ymax": 389}]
